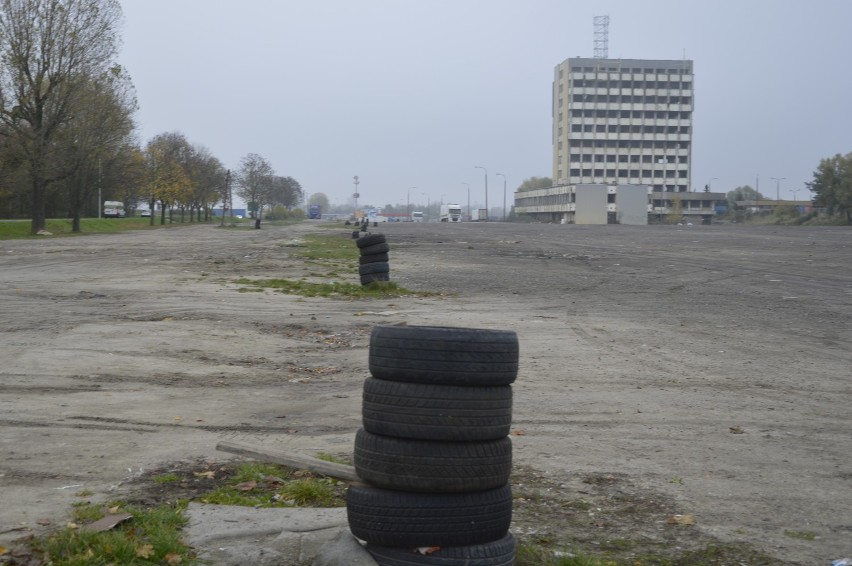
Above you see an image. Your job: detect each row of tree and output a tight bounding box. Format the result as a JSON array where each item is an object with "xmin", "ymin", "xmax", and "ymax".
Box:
[{"xmin": 0, "ymin": 0, "xmax": 303, "ymax": 233}]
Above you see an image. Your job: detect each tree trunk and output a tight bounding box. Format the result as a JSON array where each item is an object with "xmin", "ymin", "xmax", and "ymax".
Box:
[{"xmin": 30, "ymin": 178, "xmax": 47, "ymax": 234}]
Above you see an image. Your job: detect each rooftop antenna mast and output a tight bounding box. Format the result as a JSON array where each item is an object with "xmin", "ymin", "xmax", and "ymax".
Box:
[{"xmin": 593, "ymin": 15, "xmax": 609, "ymax": 58}]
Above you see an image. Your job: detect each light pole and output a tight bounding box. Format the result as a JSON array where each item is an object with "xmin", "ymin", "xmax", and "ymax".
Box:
[
  {"xmin": 707, "ymin": 177, "xmax": 718, "ymax": 192},
  {"xmin": 495, "ymin": 173, "xmax": 507, "ymax": 221},
  {"xmin": 770, "ymin": 176, "xmax": 785, "ymax": 202},
  {"xmin": 792, "ymin": 188, "xmax": 800, "ymax": 201},
  {"xmin": 462, "ymin": 182, "xmax": 470, "ymax": 220},
  {"xmin": 408, "ymin": 187, "xmax": 416, "ymax": 220},
  {"xmin": 474, "ymin": 166, "xmax": 488, "ymax": 221},
  {"xmin": 353, "ymin": 175, "xmax": 360, "ymax": 219},
  {"xmin": 422, "ymin": 192, "xmax": 430, "ymax": 221}
]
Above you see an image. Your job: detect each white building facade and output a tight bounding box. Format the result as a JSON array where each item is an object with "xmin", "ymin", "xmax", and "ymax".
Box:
[{"xmin": 552, "ymin": 57, "xmax": 694, "ymax": 193}]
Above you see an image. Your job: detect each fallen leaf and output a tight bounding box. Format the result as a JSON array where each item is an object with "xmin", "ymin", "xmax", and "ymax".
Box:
[
  {"xmin": 36, "ymin": 518, "xmax": 52, "ymax": 526},
  {"xmin": 511, "ymin": 429, "xmax": 527, "ymax": 436},
  {"xmin": 193, "ymin": 471, "xmax": 215, "ymax": 479},
  {"xmin": 0, "ymin": 546, "xmax": 7, "ymax": 555},
  {"xmin": 234, "ymin": 480, "xmax": 257, "ymax": 491},
  {"xmin": 136, "ymin": 544, "xmax": 155, "ymax": 558},
  {"xmin": 108, "ymin": 506, "xmax": 121, "ymax": 514},
  {"xmin": 165, "ymin": 552, "xmax": 182, "ymax": 564},
  {"xmin": 729, "ymin": 426, "xmax": 745, "ymax": 434},
  {"xmin": 667, "ymin": 514, "xmax": 696, "ymax": 525},
  {"xmin": 66, "ymin": 522, "xmax": 79, "ymax": 530}
]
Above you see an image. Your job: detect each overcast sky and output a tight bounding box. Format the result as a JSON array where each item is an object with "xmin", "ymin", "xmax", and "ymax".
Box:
[{"xmin": 118, "ymin": 0, "xmax": 852, "ymax": 209}]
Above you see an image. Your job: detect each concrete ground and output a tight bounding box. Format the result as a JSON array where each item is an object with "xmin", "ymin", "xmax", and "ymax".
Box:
[{"xmin": 0, "ymin": 221, "xmax": 850, "ymax": 564}]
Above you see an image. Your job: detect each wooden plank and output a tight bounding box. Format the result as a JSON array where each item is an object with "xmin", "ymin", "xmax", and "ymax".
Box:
[{"xmin": 216, "ymin": 440, "xmax": 359, "ymax": 482}]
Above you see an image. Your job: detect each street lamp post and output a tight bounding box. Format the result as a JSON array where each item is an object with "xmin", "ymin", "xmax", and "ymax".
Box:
[
  {"xmin": 462, "ymin": 182, "xmax": 470, "ymax": 220},
  {"xmin": 474, "ymin": 166, "xmax": 488, "ymax": 221},
  {"xmin": 770, "ymin": 176, "xmax": 785, "ymax": 202},
  {"xmin": 792, "ymin": 188, "xmax": 800, "ymax": 201},
  {"xmin": 495, "ymin": 173, "xmax": 506, "ymax": 221},
  {"xmin": 353, "ymin": 176, "xmax": 360, "ymax": 219},
  {"xmin": 408, "ymin": 187, "xmax": 416, "ymax": 220},
  {"xmin": 422, "ymin": 192, "xmax": 430, "ymax": 221},
  {"xmin": 707, "ymin": 177, "xmax": 718, "ymax": 192}
]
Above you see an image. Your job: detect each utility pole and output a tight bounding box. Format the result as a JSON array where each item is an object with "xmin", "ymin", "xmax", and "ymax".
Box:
[
  {"xmin": 462, "ymin": 182, "xmax": 470, "ymax": 220},
  {"xmin": 496, "ymin": 173, "xmax": 507, "ymax": 221},
  {"xmin": 770, "ymin": 177, "xmax": 785, "ymax": 202},
  {"xmin": 474, "ymin": 166, "xmax": 488, "ymax": 221}
]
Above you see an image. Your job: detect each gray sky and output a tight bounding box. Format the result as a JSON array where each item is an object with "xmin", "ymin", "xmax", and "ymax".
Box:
[{"xmin": 118, "ymin": 0, "xmax": 852, "ymax": 209}]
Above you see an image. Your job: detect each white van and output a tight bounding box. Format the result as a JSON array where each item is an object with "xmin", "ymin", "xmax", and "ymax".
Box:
[{"xmin": 103, "ymin": 201, "xmax": 125, "ymax": 218}]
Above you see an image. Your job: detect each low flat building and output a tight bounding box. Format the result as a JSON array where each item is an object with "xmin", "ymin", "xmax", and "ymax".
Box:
[{"xmin": 514, "ymin": 184, "xmax": 726, "ymax": 224}]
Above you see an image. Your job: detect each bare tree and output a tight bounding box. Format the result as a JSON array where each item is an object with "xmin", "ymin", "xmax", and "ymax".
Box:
[
  {"xmin": 61, "ymin": 67, "xmax": 137, "ymax": 231},
  {"xmin": 235, "ymin": 153, "xmax": 274, "ymax": 227},
  {"xmin": 0, "ymin": 0, "xmax": 123, "ymax": 234}
]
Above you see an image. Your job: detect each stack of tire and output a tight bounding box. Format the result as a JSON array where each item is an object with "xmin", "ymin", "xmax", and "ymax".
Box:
[
  {"xmin": 347, "ymin": 325, "xmax": 519, "ymax": 566},
  {"xmin": 356, "ymin": 233, "xmax": 390, "ymax": 286}
]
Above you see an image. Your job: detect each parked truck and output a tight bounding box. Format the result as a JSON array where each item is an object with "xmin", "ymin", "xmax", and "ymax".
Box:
[
  {"xmin": 410, "ymin": 211, "xmax": 424, "ymax": 222},
  {"xmin": 470, "ymin": 208, "xmax": 488, "ymax": 222},
  {"xmin": 308, "ymin": 204, "xmax": 322, "ymax": 219},
  {"xmin": 439, "ymin": 203, "xmax": 462, "ymax": 222}
]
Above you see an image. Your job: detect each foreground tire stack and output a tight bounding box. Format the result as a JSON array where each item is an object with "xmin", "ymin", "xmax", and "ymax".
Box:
[
  {"xmin": 356, "ymin": 233, "xmax": 390, "ymax": 286},
  {"xmin": 347, "ymin": 325, "xmax": 519, "ymax": 566}
]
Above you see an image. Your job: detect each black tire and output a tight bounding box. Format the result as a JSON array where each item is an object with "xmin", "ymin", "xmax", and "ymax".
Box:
[
  {"xmin": 359, "ymin": 262, "xmax": 390, "ymax": 276},
  {"xmin": 369, "ymin": 326, "xmax": 519, "ymax": 386},
  {"xmin": 362, "ymin": 377, "xmax": 513, "ymax": 441},
  {"xmin": 357, "ymin": 233, "xmax": 386, "ymax": 248},
  {"xmin": 360, "ymin": 242, "xmax": 390, "ymax": 255},
  {"xmin": 361, "ymin": 272, "xmax": 390, "ymax": 285},
  {"xmin": 346, "ymin": 484, "xmax": 512, "ymax": 547},
  {"xmin": 360, "ymin": 252, "xmax": 389, "ymax": 265},
  {"xmin": 354, "ymin": 429, "xmax": 512, "ymax": 493},
  {"xmin": 366, "ymin": 533, "xmax": 516, "ymax": 566}
]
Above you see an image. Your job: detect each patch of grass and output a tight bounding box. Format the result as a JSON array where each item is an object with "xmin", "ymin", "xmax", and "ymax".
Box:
[
  {"xmin": 236, "ymin": 277, "xmax": 436, "ymax": 299},
  {"xmin": 70, "ymin": 502, "xmax": 105, "ymax": 524},
  {"xmin": 33, "ymin": 502, "xmax": 195, "ymax": 565},
  {"xmin": 0, "ymin": 217, "xmax": 195, "ymax": 239},
  {"xmin": 278, "ymin": 478, "xmax": 340, "ymax": 506},
  {"xmin": 516, "ymin": 542, "xmax": 612, "ymax": 565},
  {"xmin": 236, "ymin": 286, "xmax": 265, "ymax": 293},
  {"xmin": 315, "ymin": 452, "xmax": 350, "ymax": 465},
  {"xmin": 285, "ymin": 233, "xmax": 361, "ymax": 261},
  {"xmin": 198, "ymin": 462, "xmax": 346, "ymax": 508},
  {"xmin": 152, "ymin": 473, "xmax": 182, "ymax": 484}
]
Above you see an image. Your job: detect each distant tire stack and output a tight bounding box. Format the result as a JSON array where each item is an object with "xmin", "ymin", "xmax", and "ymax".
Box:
[
  {"xmin": 356, "ymin": 233, "xmax": 390, "ymax": 285},
  {"xmin": 347, "ymin": 325, "xmax": 519, "ymax": 566}
]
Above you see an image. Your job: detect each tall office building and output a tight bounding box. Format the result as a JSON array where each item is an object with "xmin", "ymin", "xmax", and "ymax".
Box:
[{"xmin": 552, "ymin": 57, "xmax": 694, "ymax": 193}]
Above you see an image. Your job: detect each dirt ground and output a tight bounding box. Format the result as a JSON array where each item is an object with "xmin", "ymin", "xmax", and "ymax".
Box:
[{"xmin": 0, "ymin": 221, "xmax": 849, "ymax": 564}]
